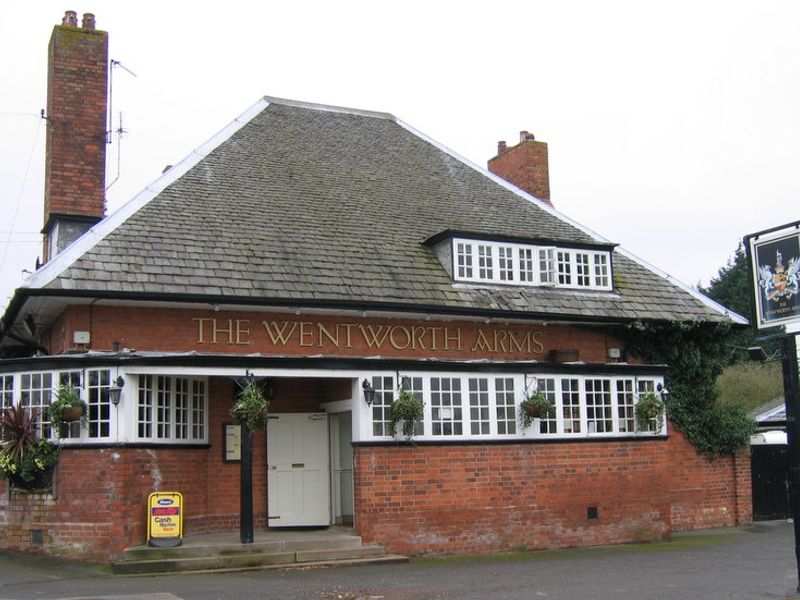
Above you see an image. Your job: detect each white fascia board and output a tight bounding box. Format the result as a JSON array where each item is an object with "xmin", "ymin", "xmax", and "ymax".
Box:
[
  {"xmin": 393, "ymin": 117, "xmax": 746, "ymax": 325},
  {"xmin": 26, "ymin": 98, "xmax": 271, "ymax": 291}
]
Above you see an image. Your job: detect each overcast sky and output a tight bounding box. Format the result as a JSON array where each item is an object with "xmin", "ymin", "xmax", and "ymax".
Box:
[{"xmin": 1, "ymin": 1, "xmax": 799, "ymax": 313}]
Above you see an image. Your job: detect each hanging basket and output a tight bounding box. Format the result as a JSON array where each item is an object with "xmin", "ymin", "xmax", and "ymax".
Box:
[{"xmin": 60, "ymin": 405, "xmax": 85, "ymax": 423}]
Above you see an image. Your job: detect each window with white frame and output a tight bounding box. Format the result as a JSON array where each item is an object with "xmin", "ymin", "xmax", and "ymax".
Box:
[
  {"xmin": 537, "ymin": 378, "xmax": 558, "ymax": 434},
  {"xmin": 519, "ymin": 248, "xmax": 534, "ymax": 283},
  {"xmin": 561, "ymin": 378, "xmax": 582, "ymax": 433},
  {"xmin": 557, "ymin": 251, "xmax": 572, "ymax": 285},
  {"xmin": 616, "ymin": 379, "xmax": 635, "ymax": 433},
  {"xmin": 539, "ymin": 248, "xmax": 555, "ymax": 285},
  {"xmin": 371, "ymin": 375, "xmax": 395, "ymax": 437},
  {"xmin": 451, "ymin": 238, "xmax": 612, "ymax": 291},
  {"xmin": 468, "ymin": 378, "xmax": 490, "ymax": 435},
  {"xmin": 175, "ymin": 379, "xmax": 206, "ymax": 441},
  {"xmin": 594, "ymin": 253, "xmax": 610, "ymax": 288},
  {"xmin": 456, "ymin": 242, "xmax": 474, "ymax": 279},
  {"xmin": 498, "ymin": 247, "xmax": 514, "ymax": 282},
  {"xmin": 637, "ymin": 379, "xmax": 658, "ymax": 432},
  {"xmin": 495, "ymin": 377, "xmax": 516, "ymax": 435},
  {"xmin": 57, "ymin": 370, "xmax": 82, "ymax": 439},
  {"xmin": 401, "ymin": 376, "xmax": 425, "ymax": 437},
  {"xmin": 477, "ymin": 245, "xmax": 493, "ymax": 280},
  {"xmin": 137, "ymin": 375, "xmax": 207, "ymax": 442},
  {"xmin": 0, "ymin": 375, "xmax": 12, "ymax": 438},
  {"xmin": 20, "ymin": 372, "xmax": 53, "ymax": 436},
  {"xmin": 585, "ymin": 378, "xmax": 613, "ymax": 433},
  {"xmin": 575, "ymin": 253, "xmax": 591, "ymax": 287},
  {"xmin": 369, "ymin": 373, "xmax": 664, "ymax": 440},
  {"xmin": 431, "ymin": 377, "xmax": 462, "ymax": 436}
]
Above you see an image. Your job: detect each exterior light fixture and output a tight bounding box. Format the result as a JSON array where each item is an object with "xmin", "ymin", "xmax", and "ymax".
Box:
[
  {"xmin": 657, "ymin": 383, "xmax": 670, "ymax": 404},
  {"xmin": 108, "ymin": 376, "xmax": 125, "ymax": 406},
  {"xmin": 362, "ymin": 378, "xmax": 376, "ymax": 407}
]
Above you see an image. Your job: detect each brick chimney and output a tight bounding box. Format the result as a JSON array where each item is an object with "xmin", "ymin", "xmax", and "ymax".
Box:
[
  {"xmin": 488, "ymin": 131, "xmax": 551, "ymax": 206},
  {"xmin": 42, "ymin": 11, "xmax": 108, "ymax": 263}
]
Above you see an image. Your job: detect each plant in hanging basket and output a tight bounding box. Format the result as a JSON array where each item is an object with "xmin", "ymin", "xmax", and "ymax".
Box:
[
  {"xmin": 231, "ymin": 380, "xmax": 270, "ymax": 431},
  {"xmin": 519, "ymin": 389, "xmax": 555, "ymax": 429},
  {"xmin": 47, "ymin": 384, "xmax": 87, "ymax": 427},
  {"xmin": 635, "ymin": 392, "xmax": 665, "ymax": 432},
  {"xmin": 0, "ymin": 405, "xmax": 60, "ymax": 491},
  {"xmin": 389, "ymin": 388, "xmax": 424, "ymax": 440}
]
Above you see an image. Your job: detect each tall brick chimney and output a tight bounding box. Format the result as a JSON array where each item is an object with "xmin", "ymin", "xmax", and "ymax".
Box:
[
  {"xmin": 42, "ymin": 10, "xmax": 108, "ymax": 263},
  {"xmin": 488, "ymin": 131, "xmax": 551, "ymax": 206}
]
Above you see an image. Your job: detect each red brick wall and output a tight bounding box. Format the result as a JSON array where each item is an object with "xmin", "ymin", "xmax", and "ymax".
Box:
[
  {"xmin": 668, "ymin": 427, "xmax": 752, "ymax": 530},
  {"xmin": 44, "ymin": 305, "xmax": 628, "ymax": 364},
  {"xmin": 353, "ymin": 427, "xmax": 751, "ymax": 556},
  {"xmin": 353, "ymin": 441, "xmax": 672, "ymax": 555},
  {"xmin": 0, "ymin": 377, "xmax": 268, "ymax": 562}
]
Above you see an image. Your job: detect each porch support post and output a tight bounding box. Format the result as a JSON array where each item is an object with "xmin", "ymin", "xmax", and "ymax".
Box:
[
  {"xmin": 781, "ymin": 334, "xmax": 800, "ymax": 591},
  {"xmin": 240, "ymin": 426, "xmax": 254, "ymax": 544}
]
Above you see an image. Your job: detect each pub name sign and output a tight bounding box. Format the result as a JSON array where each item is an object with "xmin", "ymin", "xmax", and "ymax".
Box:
[{"xmin": 192, "ymin": 317, "xmax": 545, "ymax": 356}]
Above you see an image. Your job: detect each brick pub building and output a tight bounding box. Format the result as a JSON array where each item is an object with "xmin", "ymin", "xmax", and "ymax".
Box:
[{"xmin": 0, "ymin": 12, "xmax": 751, "ymax": 562}]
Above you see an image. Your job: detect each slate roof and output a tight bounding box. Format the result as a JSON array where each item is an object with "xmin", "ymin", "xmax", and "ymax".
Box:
[{"xmin": 25, "ymin": 97, "xmax": 742, "ymax": 323}]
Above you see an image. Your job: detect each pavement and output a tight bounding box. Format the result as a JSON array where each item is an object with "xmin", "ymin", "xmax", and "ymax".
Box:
[{"xmin": 0, "ymin": 520, "xmax": 798, "ymax": 599}]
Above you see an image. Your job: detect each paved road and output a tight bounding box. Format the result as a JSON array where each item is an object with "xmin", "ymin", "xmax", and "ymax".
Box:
[{"xmin": 0, "ymin": 521, "xmax": 798, "ymax": 599}]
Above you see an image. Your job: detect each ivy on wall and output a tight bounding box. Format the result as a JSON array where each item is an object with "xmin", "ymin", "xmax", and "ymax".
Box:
[{"xmin": 618, "ymin": 320, "xmax": 756, "ymax": 458}]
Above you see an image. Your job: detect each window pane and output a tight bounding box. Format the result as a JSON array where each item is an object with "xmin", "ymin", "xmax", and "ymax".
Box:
[
  {"xmin": 557, "ymin": 251, "xmax": 571, "ymax": 285},
  {"xmin": 468, "ymin": 378, "xmax": 490, "ymax": 435},
  {"xmin": 478, "ymin": 245, "xmax": 493, "ymax": 280},
  {"xmin": 576, "ymin": 253, "xmax": 590, "ymax": 287},
  {"xmin": 616, "ymin": 379, "xmax": 635, "ymax": 432},
  {"xmin": 561, "ymin": 378, "xmax": 581, "ymax": 433},
  {"xmin": 372, "ymin": 376, "xmax": 395, "ymax": 436},
  {"xmin": 539, "ymin": 248, "xmax": 555, "ymax": 284},
  {"xmin": 498, "ymin": 247, "xmax": 514, "ymax": 281},
  {"xmin": 495, "ymin": 377, "xmax": 516, "ymax": 435},
  {"xmin": 538, "ymin": 378, "xmax": 558, "ymax": 434},
  {"xmin": 431, "ymin": 377, "xmax": 462, "ymax": 436},
  {"xmin": 456, "ymin": 242, "xmax": 474, "ymax": 279},
  {"xmin": 138, "ymin": 375, "xmax": 154, "ymax": 438},
  {"xmin": 519, "ymin": 248, "xmax": 534, "ymax": 283},
  {"xmin": 585, "ymin": 379, "xmax": 613, "ymax": 433},
  {"xmin": 594, "ymin": 253, "xmax": 610, "ymax": 288}
]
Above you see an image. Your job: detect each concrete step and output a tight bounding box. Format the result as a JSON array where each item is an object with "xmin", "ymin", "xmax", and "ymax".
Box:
[
  {"xmin": 113, "ymin": 531, "xmax": 405, "ymax": 574},
  {"xmin": 121, "ymin": 534, "xmax": 363, "ymax": 561}
]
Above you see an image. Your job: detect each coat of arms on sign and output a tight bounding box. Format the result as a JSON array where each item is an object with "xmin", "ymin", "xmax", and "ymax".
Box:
[{"xmin": 758, "ymin": 250, "xmax": 800, "ymax": 303}]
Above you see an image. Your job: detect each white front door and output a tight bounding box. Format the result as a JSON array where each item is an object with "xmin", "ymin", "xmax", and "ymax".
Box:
[{"xmin": 267, "ymin": 413, "xmax": 330, "ymax": 527}]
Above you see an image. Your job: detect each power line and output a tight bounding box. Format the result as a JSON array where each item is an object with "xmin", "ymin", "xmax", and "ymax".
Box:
[{"xmin": 0, "ymin": 118, "xmax": 43, "ymax": 276}]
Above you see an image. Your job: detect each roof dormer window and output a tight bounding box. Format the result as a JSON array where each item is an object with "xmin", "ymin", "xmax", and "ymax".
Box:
[{"xmin": 450, "ymin": 237, "xmax": 613, "ymax": 291}]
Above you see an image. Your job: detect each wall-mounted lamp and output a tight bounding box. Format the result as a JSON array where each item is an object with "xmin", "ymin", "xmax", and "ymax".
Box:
[
  {"xmin": 108, "ymin": 376, "xmax": 125, "ymax": 406},
  {"xmin": 657, "ymin": 383, "xmax": 670, "ymax": 404},
  {"xmin": 264, "ymin": 378, "xmax": 275, "ymax": 401},
  {"xmin": 362, "ymin": 378, "xmax": 376, "ymax": 407}
]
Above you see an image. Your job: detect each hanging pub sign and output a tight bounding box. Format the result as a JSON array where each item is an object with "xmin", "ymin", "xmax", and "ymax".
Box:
[
  {"xmin": 147, "ymin": 492, "xmax": 183, "ymax": 547},
  {"xmin": 746, "ymin": 222, "xmax": 800, "ymax": 330}
]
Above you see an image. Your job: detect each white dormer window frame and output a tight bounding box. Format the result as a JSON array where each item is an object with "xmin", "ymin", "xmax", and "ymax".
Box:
[{"xmin": 451, "ymin": 238, "xmax": 613, "ymax": 291}]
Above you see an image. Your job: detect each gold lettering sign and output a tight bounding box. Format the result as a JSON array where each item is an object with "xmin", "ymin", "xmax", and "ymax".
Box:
[{"xmin": 193, "ymin": 317, "xmax": 544, "ymax": 356}]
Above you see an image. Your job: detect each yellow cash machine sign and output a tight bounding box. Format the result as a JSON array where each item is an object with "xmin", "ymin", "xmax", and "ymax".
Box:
[{"xmin": 147, "ymin": 492, "xmax": 183, "ymax": 547}]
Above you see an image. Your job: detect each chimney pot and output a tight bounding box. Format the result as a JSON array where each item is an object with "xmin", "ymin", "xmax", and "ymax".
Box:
[
  {"xmin": 82, "ymin": 13, "xmax": 96, "ymax": 29},
  {"xmin": 497, "ymin": 141, "xmax": 507, "ymax": 155},
  {"xmin": 62, "ymin": 10, "xmax": 78, "ymax": 27}
]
